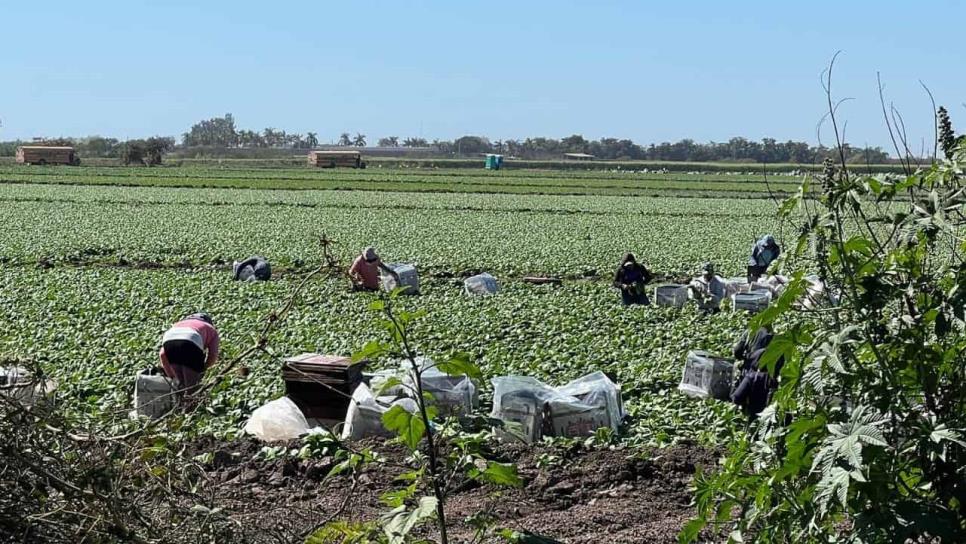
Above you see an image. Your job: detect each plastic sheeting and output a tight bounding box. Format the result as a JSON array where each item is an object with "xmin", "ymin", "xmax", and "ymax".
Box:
[
  {"xmin": 464, "ymin": 273, "xmax": 500, "ymax": 296},
  {"xmin": 0, "ymin": 366, "xmax": 57, "ymax": 411},
  {"xmin": 654, "ymin": 284, "xmax": 688, "ymax": 308}
]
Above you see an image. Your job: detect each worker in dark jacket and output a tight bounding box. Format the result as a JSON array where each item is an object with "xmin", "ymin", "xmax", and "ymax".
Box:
[
  {"xmin": 613, "ymin": 253, "xmax": 654, "ymax": 306},
  {"xmin": 233, "ymin": 256, "xmax": 271, "ymax": 281},
  {"xmin": 747, "ymin": 235, "xmax": 781, "ymax": 282},
  {"xmin": 730, "ymin": 325, "xmax": 782, "ymax": 419}
]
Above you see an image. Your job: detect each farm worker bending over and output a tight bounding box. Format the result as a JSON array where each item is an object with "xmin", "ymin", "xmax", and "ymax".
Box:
[
  {"xmin": 349, "ymin": 247, "xmax": 399, "ymax": 292},
  {"xmin": 688, "ymin": 262, "xmax": 732, "ymax": 312},
  {"xmin": 159, "ymin": 313, "xmax": 219, "ymax": 393},
  {"xmin": 747, "ymin": 235, "xmax": 781, "ymax": 282},
  {"xmin": 613, "ymin": 253, "xmax": 654, "ymax": 306},
  {"xmin": 232, "ymin": 256, "xmax": 271, "ymax": 281},
  {"xmin": 730, "ymin": 325, "xmax": 782, "ymax": 419}
]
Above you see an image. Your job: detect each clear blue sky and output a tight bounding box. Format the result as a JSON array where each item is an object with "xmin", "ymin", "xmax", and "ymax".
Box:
[{"xmin": 1, "ymin": 0, "xmax": 963, "ymax": 151}]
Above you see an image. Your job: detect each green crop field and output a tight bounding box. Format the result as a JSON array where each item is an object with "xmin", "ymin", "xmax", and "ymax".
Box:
[{"xmin": 0, "ymin": 164, "xmax": 794, "ymax": 446}]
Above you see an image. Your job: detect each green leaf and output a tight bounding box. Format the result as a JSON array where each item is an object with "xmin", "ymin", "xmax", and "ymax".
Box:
[
  {"xmin": 380, "ymin": 482, "xmax": 417, "ymax": 508},
  {"xmin": 758, "ymin": 335, "xmax": 795, "ymax": 377},
  {"xmin": 930, "ymin": 426, "xmax": 966, "ymax": 448},
  {"xmin": 677, "ymin": 518, "xmax": 706, "ymax": 544},
  {"xmin": 353, "ymin": 340, "xmax": 387, "ymax": 362},
  {"xmin": 477, "ymin": 461, "xmax": 523, "ymax": 488},
  {"xmin": 499, "ymin": 530, "xmax": 565, "ymax": 544},
  {"xmin": 435, "ymin": 351, "xmax": 483, "ymax": 382},
  {"xmin": 374, "ymin": 376, "xmax": 405, "ymax": 396},
  {"xmin": 369, "ymin": 299, "xmax": 386, "ymax": 311},
  {"xmin": 382, "ymin": 496, "xmax": 438, "ymax": 544},
  {"xmin": 382, "ymin": 405, "xmax": 425, "ymax": 450}
]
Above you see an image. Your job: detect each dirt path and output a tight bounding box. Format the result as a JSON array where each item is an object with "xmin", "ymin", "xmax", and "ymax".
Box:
[{"xmin": 188, "ymin": 438, "xmax": 716, "ymax": 543}]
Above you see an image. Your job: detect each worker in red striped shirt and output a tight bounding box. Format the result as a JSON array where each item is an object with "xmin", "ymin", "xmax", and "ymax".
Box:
[{"xmin": 159, "ymin": 313, "xmax": 220, "ymax": 393}]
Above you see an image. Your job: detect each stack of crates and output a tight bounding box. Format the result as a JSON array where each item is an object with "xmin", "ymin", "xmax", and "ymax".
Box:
[{"xmin": 679, "ymin": 351, "xmax": 734, "ymax": 400}]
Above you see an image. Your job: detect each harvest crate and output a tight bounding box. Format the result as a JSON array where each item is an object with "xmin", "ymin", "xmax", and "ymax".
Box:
[
  {"xmin": 282, "ymin": 353, "xmax": 365, "ymax": 420},
  {"xmin": 732, "ymin": 289, "xmax": 771, "ymax": 313},
  {"xmin": 679, "ymin": 351, "xmax": 734, "ymax": 400},
  {"xmin": 134, "ymin": 367, "xmax": 177, "ymax": 419},
  {"xmin": 381, "ymin": 264, "xmax": 419, "ymax": 295},
  {"xmin": 654, "ymin": 284, "xmax": 688, "ymax": 308}
]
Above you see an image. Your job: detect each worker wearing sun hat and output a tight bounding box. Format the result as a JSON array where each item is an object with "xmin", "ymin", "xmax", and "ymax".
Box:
[
  {"xmin": 348, "ymin": 247, "xmax": 399, "ymax": 291},
  {"xmin": 159, "ymin": 312, "xmax": 220, "ymax": 393}
]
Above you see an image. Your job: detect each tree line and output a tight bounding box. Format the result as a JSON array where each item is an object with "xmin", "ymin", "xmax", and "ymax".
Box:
[{"xmin": 0, "ymin": 112, "xmax": 894, "ymax": 163}]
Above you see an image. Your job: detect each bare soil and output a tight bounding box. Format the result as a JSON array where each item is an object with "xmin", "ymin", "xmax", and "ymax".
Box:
[{"xmin": 187, "ymin": 437, "xmax": 717, "ymax": 543}]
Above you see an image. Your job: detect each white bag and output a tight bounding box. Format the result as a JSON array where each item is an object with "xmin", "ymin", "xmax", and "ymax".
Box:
[
  {"xmin": 244, "ymin": 396, "xmax": 310, "ymax": 442},
  {"xmin": 464, "ymin": 273, "xmax": 500, "ymax": 296}
]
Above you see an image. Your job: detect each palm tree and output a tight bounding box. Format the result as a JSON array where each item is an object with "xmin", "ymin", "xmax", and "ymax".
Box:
[
  {"xmin": 306, "ymin": 132, "xmax": 319, "ymax": 148},
  {"xmin": 353, "ymin": 133, "xmax": 367, "ymax": 147},
  {"xmin": 338, "ymin": 133, "xmax": 352, "ymax": 146},
  {"xmin": 378, "ymin": 136, "xmax": 399, "ymax": 147}
]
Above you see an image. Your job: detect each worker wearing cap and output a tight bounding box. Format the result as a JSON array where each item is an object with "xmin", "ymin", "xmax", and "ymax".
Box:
[
  {"xmin": 348, "ymin": 247, "xmax": 399, "ymax": 291},
  {"xmin": 688, "ymin": 262, "xmax": 732, "ymax": 312},
  {"xmin": 747, "ymin": 235, "xmax": 781, "ymax": 282},
  {"xmin": 159, "ymin": 312, "xmax": 220, "ymax": 392}
]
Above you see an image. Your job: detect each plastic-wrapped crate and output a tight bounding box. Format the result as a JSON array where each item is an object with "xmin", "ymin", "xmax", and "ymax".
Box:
[
  {"xmin": 493, "ymin": 388, "xmax": 545, "ymax": 443},
  {"xmin": 556, "ymin": 371, "xmax": 625, "ymax": 432},
  {"xmin": 419, "ymin": 366, "xmax": 477, "ymax": 417},
  {"xmin": 464, "ymin": 273, "xmax": 500, "ymax": 296},
  {"xmin": 381, "ymin": 264, "xmax": 419, "ymax": 295},
  {"xmin": 134, "ymin": 367, "xmax": 177, "ymax": 419},
  {"xmin": 546, "ymin": 398, "xmax": 611, "ymax": 438},
  {"xmin": 491, "ymin": 374, "xmax": 622, "ymax": 442},
  {"xmin": 654, "ymin": 284, "xmax": 688, "ymax": 308},
  {"xmin": 679, "ymin": 351, "xmax": 734, "ymax": 400},
  {"xmin": 726, "ymin": 277, "xmax": 751, "ymax": 293},
  {"xmin": 341, "ymin": 383, "xmax": 419, "ymax": 440},
  {"xmin": 732, "ymin": 289, "xmax": 771, "ymax": 313},
  {"xmin": 0, "ymin": 366, "xmax": 56, "ymax": 410}
]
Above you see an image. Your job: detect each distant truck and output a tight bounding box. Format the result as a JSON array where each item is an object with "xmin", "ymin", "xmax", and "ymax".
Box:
[
  {"xmin": 16, "ymin": 146, "xmax": 80, "ymax": 166},
  {"xmin": 307, "ymin": 150, "xmax": 365, "ymax": 169}
]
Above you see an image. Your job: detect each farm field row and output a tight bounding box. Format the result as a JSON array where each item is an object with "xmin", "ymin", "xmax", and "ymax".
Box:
[
  {"xmin": 0, "ymin": 164, "xmax": 801, "ymax": 196},
  {"xmin": 0, "ymin": 164, "xmax": 803, "ymax": 183},
  {"xmin": 0, "ymin": 186, "xmax": 783, "ymax": 277}
]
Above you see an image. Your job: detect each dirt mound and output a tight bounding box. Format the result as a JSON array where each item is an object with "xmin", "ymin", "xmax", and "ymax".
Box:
[{"xmin": 185, "ymin": 437, "xmax": 716, "ymax": 543}]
